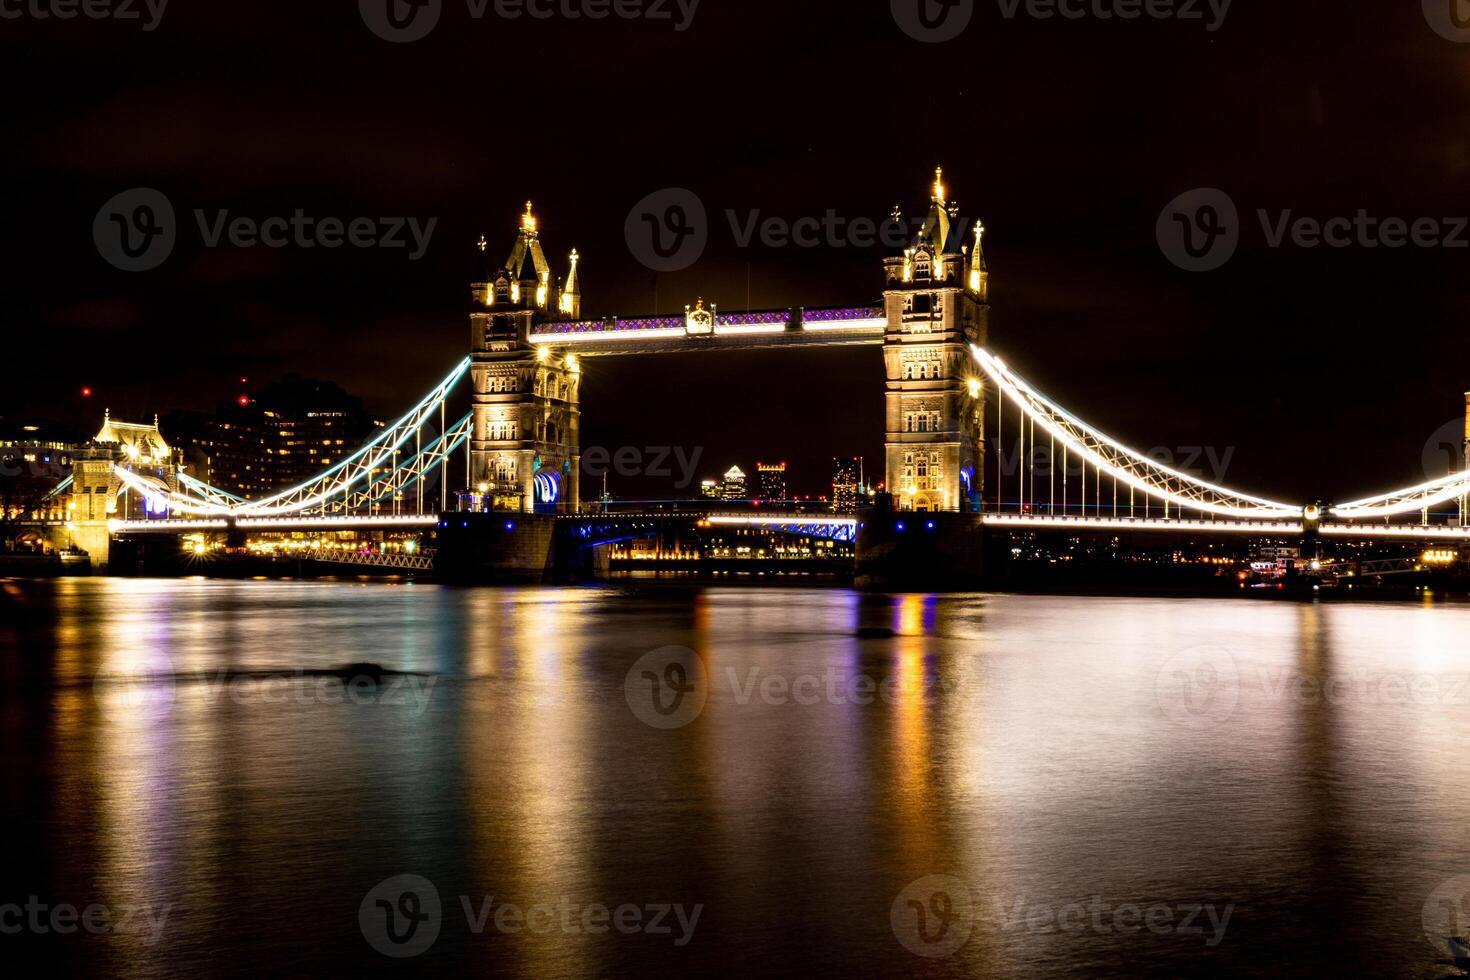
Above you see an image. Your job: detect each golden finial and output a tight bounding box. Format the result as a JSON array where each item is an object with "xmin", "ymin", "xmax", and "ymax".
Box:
[
  {"xmin": 521, "ymin": 201, "xmax": 537, "ymax": 233},
  {"xmin": 933, "ymin": 166, "xmax": 945, "ymax": 203},
  {"xmin": 477, "ymin": 234, "xmax": 487, "ymax": 252}
]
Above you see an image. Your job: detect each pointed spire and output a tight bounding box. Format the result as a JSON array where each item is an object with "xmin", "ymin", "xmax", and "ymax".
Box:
[
  {"xmin": 969, "ymin": 221, "xmax": 989, "ymax": 300},
  {"xmin": 917, "ymin": 165, "xmax": 953, "ymax": 254}
]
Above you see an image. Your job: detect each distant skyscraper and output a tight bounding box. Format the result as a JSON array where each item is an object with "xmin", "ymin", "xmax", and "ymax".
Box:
[
  {"xmin": 833, "ymin": 457, "xmax": 862, "ymax": 513},
  {"xmin": 756, "ymin": 462, "xmax": 787, "ymax": 503},
  {"xmin": 719, "ymin": 465, "xmax": 747, "ymax": 501},
  {"xmin": 162, "ymin": 376, "xmax": 381, "ymax": 500}
]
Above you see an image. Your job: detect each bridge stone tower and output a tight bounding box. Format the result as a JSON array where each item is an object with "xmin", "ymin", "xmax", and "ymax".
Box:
[
  {"xmin": 881, "ymin": 169, "xmax": 989, "ymax": 512},
  {"xmin": 69, "ymin": 412, "xmax": 180, "ymax": 566},
  {"xmin": 468, "ymin": 203, "xmax": 582, "ymax": 513}
]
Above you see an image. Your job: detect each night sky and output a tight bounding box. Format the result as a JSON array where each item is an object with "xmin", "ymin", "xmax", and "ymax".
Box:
[{"xmin": 2, "ymin": 0, "xmax": 1467, "ymax": 501}]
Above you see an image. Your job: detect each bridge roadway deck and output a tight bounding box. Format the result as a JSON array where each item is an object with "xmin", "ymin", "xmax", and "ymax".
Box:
[{"xmin": 107, "ymin": 511, "xmax": 1470, "ymax": 542}]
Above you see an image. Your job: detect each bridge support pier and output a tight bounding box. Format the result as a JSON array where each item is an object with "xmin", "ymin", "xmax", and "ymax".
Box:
[
  {"xmin": 854, "ymin": 501, "xmax": 985, "ymax": 591},
  {"xmin": 433, "ymin": 513, "xmax": 610, "ymax": 583}
]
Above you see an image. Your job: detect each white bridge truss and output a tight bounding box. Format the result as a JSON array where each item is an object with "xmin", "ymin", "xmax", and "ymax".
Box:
[{"xmin": 971, "ymin": 346, "xmax": 1303, "ymax": 520}]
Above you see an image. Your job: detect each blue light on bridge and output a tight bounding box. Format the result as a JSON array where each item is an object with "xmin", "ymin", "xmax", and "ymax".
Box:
[
  {"xmin": 896, "ymin": 522, "xmax": 906, "ymax": 533},
  {"xmin": 504, "ymin": 521, "xmax": 516, "ymax": 532},
  {"xmin": 926, "ymin": 521, "xmax": 936, "ymax": 531}
]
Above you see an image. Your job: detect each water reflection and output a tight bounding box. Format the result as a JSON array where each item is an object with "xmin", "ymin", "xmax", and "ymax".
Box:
[{"xmin": 4, "ymin": 580, "xmax": 1470, "ymax": 978}]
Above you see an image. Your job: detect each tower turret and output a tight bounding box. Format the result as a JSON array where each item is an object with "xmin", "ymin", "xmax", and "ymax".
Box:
[{"xmin": 881, "ymin": 167, "xmax": 990, "ymax": 513}]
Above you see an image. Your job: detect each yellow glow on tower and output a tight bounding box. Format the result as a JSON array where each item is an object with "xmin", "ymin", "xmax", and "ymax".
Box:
[{"xmin": 521, "ymin": 201, "xmax": 537, "ymax": 234}]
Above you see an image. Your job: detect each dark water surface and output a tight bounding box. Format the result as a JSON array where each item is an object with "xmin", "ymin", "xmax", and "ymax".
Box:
[{"xmin": 4, "ymin": 578, "xmax": 1470, "ymax": 978}]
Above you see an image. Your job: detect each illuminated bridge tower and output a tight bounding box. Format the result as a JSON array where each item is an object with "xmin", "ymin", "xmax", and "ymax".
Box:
[
  {"xmin": 881, "ymin": 169, "xmax": 989, "ymax": 512},
  {"xmin": 468, "ymin": 203, "xmax": 583, "ymax": 513}
]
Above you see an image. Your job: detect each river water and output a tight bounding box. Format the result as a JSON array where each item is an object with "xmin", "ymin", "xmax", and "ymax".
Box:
[{"xmin": 3, "ymin": 578, "xmax": 1470, "ymax": 978}]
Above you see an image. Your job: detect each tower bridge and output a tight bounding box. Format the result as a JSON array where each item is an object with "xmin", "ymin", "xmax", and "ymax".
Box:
[{"xmin": 28, "ymin": 170, "xmax": 1470, "ymax": 585}]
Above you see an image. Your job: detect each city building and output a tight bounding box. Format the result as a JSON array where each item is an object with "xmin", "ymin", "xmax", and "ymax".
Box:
[
  {"xmin": 719, "ymin": 466, "xmax": 747, "ymax": 501},
  {"xmin": 0, "ymin": 418, "xmax": 84, "ymax": 525},
  {"xmin": 162, "ymin": 377, "xmax": 382, "ymax": 500},
  {"xmin": 756, "ymin": 462, "xmax": 787, "ymax": 503},
  {"xmin": 700, "ymin": 479, "xmax": 719, "ymax": 499},
  {"xmin": 832, "ymin": 457, "xmax": 863, "ymax": 514}
]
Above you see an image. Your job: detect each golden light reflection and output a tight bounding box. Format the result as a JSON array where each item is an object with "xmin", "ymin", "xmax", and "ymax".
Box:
[{"xmin": 890, "ymin": 594, "xmax": 940, "ymax": 876}]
